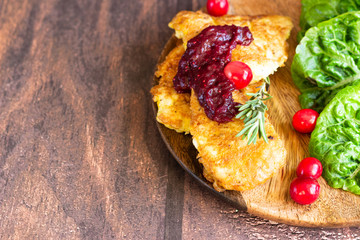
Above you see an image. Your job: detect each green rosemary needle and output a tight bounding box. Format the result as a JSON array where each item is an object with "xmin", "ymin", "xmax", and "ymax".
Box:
[{"xmin": 235, "ymin": 77, "xmax": 272, "ymax": 145}]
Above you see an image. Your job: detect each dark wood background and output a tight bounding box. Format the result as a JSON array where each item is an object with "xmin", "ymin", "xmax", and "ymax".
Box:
[{"xmin": 0, "ymin": 0, "xmax": 359, "ymax": 239}]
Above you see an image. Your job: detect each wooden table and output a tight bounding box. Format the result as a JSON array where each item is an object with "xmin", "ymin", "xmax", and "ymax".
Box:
[{"xmin": 0, "ymin": 0, "xmax": 360, "ymax": 239}]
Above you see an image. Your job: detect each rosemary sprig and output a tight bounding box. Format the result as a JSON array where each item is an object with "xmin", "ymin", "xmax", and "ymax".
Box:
[{"xmin": 235, "ymin": 77, "xmax": 272, "ymax": 145}]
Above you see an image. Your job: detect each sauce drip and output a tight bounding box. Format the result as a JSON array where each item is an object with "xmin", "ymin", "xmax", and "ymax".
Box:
[{"xmin": 173, "ymin": 25, "xmax": 253, "ymax": 123}]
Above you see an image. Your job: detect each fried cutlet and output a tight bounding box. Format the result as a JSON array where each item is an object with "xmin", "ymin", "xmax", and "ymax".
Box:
[
  {"xmin": 151, "ymin": 11, "xmax": 292, "ymax": 192},
  {"xmin": 151, "ymin": 44, "xmax": 191, "ymax": 133},
  {"xmin": 190, "ymin": 83, "xmax": 286, "ymax": 191},
  {"xmin": 169, "ymin": 11, "xmax": 293, "ymax": 82},
  {"xmin": 151, "ymin": 11, "xmax": 292, "ymax": 133}
]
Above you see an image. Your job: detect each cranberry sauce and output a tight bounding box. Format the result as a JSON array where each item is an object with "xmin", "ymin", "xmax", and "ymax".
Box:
[{"xmin": 173, "ymin": 25, "xmax": 253, "ymax": 123}]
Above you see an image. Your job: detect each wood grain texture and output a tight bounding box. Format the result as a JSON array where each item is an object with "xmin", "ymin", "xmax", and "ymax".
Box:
[
  {"xmin": 0, "ymin": 0, "xmax": 359, "ymax": 239},
  {"xmin": 0, "ymin": 0, "xmax": 176, "ymax": 239}
]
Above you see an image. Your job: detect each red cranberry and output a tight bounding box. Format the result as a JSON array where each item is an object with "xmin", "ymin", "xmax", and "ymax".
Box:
[
  {"xmin": 290, "ymin": 178, "xmax": 320, "ymax": 205},
  {"xmin": 297, "ymin": 157, "xmax": 323, "ymax": 179},
  {"xmin": 207, "ymin": 0, "xmax": 229, "ymax": 17},
  {"xmin": 224, "ymin": 61, "xmax": 253, "ymax": 90},
  {"xmin": 292, "ymin": 109, "xmax": 319, "ymax": 133}
]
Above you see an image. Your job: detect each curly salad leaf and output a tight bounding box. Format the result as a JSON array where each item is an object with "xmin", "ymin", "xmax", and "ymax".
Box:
[
  {"xmin": 309, "ymin": 83, "xmax": 360, "ymax": 195},
  {"xmin": 298, "ymin": 0, "xmax": 360, "ymax": 40},
  {"xmin": 291, "ymin": 11, "xmax": 360, "ymax": 112}
]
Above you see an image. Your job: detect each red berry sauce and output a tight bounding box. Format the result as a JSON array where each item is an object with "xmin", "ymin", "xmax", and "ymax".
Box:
[{"xmin": 173, "ymin": 25, "xmax": 253, "ymax": 123}]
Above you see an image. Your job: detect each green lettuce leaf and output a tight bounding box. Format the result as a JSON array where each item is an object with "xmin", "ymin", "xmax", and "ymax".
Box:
[
  {"xmin": 298, "ymin": 0, "xmax": 360, "ymax": 41},
  {"xmin": 309, "ymin": 83, "xmax": 360, "ymax": 195},
  {"xmin": 292, "ymin": 11, "xmax": 360, "ymax": 112}
]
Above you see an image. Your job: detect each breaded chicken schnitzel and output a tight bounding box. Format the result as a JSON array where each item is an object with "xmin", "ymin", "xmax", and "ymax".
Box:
[
  {"xmin": 151, "ymin": 44, "xmax": 190, "ymax": 133},
  {"xmin": 152, "ymin": 11, "xmax": 292, "ymax": 133},
  {"xmin": 169, "ymin": 11, "xmax": 293, "ymax": 83},
  {"xmin": 190, "ymin": 84, "xmax": 286, "ymax": 191},
  {"xmin": 151, "ymin": 10, "xmax": 292, "ymax": 191}
]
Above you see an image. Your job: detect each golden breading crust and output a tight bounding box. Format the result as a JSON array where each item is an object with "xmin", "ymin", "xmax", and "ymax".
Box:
[
  {"xmin": 151, "ymin": 44, "xmax": 191, "ymax": 133},
  {"xmin": 169, "ymin": 11, "xmax": 293, "ymax": 83},
  {"xmin": 190, "ymin": 84, "xmax": 287, "ymax": 191}
]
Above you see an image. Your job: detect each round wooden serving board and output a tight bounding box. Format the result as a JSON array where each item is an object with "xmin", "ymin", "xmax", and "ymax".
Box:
[{"xmin": 152, "ymin": 0, "xmax": 360, "ymax": 227}]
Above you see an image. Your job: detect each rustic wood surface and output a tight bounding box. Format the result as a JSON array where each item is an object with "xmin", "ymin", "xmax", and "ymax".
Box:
[{"xmin": 0, "ymin": 0, "xmax": 359, "ymax": 239}]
